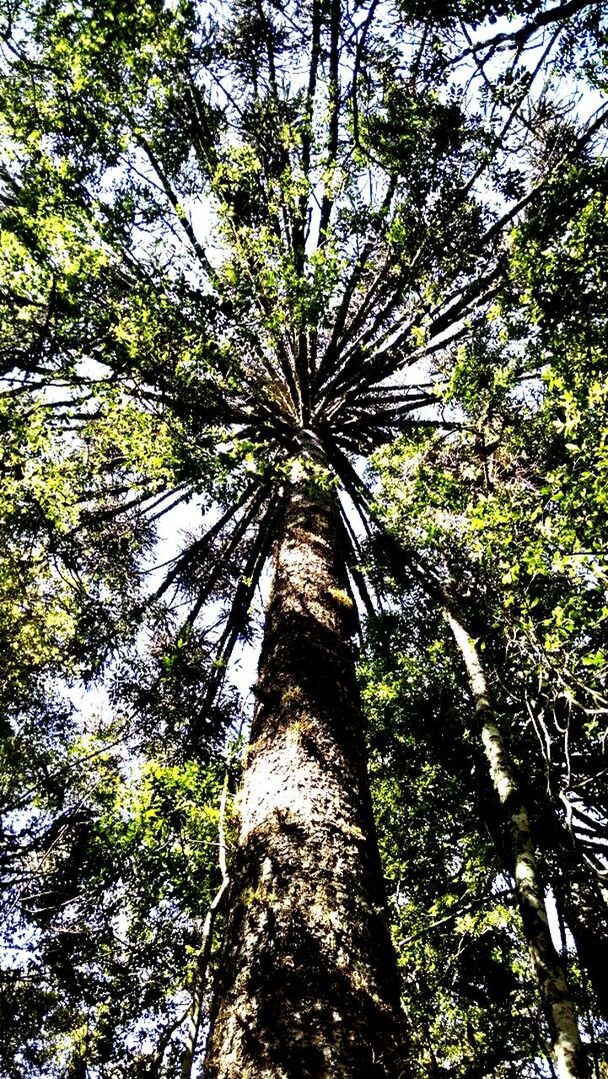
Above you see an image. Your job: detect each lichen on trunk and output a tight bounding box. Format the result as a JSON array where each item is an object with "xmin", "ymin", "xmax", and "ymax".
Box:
[
  {"xmin": 205, "ymin": 433, "xmax": 408, "ymax": 1078},
  {"xmin": 445, "ymin": 607, "xmax": 588, "ymax": 1079}
]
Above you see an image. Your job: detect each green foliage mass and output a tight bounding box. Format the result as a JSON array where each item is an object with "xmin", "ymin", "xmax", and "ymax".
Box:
[
  {"xmin": 366, "ymin": 161, "xmax": 608, "ymax": 1072},
  {"xmin": 1, "ymin": 0, "xmax": 607, "ymax": 1074}
]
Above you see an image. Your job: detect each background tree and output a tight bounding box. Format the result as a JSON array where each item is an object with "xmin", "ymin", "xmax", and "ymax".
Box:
[{"xmin": 367, "ymin": 159, "xmax": 608, "ymax": 1076}]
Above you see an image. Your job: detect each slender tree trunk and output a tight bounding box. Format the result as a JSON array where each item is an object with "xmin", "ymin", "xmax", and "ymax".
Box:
[
  {"xmin": 540, "ymin": 813, "xmax": 608, "ymax": 1021},
  {"xmin": 180, "ymin": 775, "xmax": 230, "ymax": 1079},
  {"xmin": 561, "ymin": 875, "xmax": 608, "ymax": 1021},
  {"xmin": 444, "ymin": 608, "xmax": 588, "ymax": 1079},
  {"xmin": 205, "ymin": 433, "xmax": 408, "ymax": 1078}
]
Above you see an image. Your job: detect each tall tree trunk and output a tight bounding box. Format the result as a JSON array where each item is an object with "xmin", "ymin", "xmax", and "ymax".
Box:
[
  {"xmin": 445, "ymin": 608, "xmax": 588, "ymax": 1079},
  {"xmin": 205, "ymin": 433, "xmax": 408, "ymax": 1078}
]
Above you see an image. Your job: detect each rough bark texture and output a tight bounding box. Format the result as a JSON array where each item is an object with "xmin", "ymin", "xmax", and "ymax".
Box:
[
  {"xmin": 445, "ymin": 608, "xmax": 588, "ymax": 1079},
  {"xmin": 205, "ymin": 438, "xmax": 408, "ymax": 1079}
]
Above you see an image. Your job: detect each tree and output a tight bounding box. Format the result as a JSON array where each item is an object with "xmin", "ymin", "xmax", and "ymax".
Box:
[
  {"xmin": 368, "ymin": 160, "xmax": 608, "ymax": 1077},
  {"xmin": 1, "ymin": 0, "xmax": 607, "ymax": 1074},
  {"xmin": 205, "ymin": 433, "xmax": 407, "ymax": 1076}
]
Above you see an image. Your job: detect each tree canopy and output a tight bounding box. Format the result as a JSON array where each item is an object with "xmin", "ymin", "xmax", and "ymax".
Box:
[{"xmin": 1, "ymin": 0, "xmax": 607, "ymax": 1075}]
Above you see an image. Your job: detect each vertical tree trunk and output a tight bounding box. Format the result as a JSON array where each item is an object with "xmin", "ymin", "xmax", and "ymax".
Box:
[
  {"xmin": 539, "ymin": 807, "xmax": 608, "ymax": 1022},
  {"xmin": 205, "ymin": 434, "xmax": 408, "ymax": 1078},
  {"xmin": 444, "ymin": 608, "xmax": 588, "ymax": 1079}
]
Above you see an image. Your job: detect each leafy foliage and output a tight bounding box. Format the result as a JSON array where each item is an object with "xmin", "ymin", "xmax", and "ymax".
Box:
[
  {"xmin": 1, "ymin": 0, "xmax": 607, "ymax": 1073},
  {"xmin": 367, "ymin": 160, "xmax": 608, "ymax": 1073}
]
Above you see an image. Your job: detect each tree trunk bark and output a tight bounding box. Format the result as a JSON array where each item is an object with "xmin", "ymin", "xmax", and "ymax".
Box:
[
  {"xmin": 205, "ymin": 433, "xmax": 408, "ymax": 1078},
  {"xmin": 444, "ymin": 608, "xmax": 588, "ymax": 1079},
  {"xmin": 539, "ymin": 807, "xmax": 608, "ymax": 1022}
]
